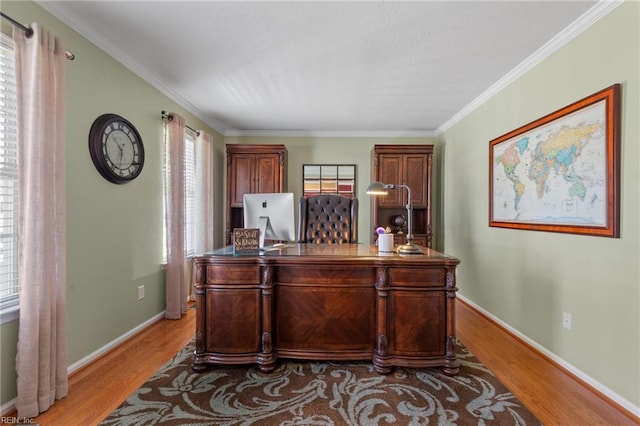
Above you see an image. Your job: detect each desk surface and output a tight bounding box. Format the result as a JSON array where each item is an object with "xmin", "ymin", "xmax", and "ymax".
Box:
[{"xmin": 204, "ymin": 243, "xmax": 459, "ymax": 265}]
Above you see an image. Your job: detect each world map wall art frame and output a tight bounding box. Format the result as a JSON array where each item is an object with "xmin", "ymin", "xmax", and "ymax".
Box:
[{"xmin": 489, "ymin": 83, "xmax": 620, "ymax": 238}]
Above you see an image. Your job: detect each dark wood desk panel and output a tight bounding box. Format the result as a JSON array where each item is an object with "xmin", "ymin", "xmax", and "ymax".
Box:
[
  {"xmin": 192, "ymin": 244, "xmax": 460, "ymax": 375},
  {"xmin": 276, "ymin": 284, "xmax": 375, "ymax": 351}
]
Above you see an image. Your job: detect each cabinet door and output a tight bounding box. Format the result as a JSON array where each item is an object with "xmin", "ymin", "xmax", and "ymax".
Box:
[
  {"xmin": 255, "ymin": 153, "xmax": 281, "ymax": 194},
  {"xmin": 205, "ymin": 288, "xmax": 261, "ymax": 353},
  {"xmin": 389, "ymin": 290, "xmax": 445, "ymax": 356},
  {"xmin": 377, "ymin": 154, "xmax": 403, "ymax": 206},
  {"xmin": 229, "ymin": 154, "xmax": 255, "ymax": 207},
  {"xmin": 404, "ymin": 154, "xmax": 429, "ymax": 207},
  {"xmin": 412, "ymin": 235, "xmax": 428, "ymax": 246}
]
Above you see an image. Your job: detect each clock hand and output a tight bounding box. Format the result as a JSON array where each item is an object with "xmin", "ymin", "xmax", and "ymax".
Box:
[{"xmin": 112, "ymin": 138, "xmax": 126, "ymax": 166}]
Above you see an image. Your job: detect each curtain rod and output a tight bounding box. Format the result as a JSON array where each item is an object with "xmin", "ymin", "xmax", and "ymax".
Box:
[
  {"xmin": 161, "ymin": 111, "xmax": 200, "ymax": 136},
  {"xmin": 1, "ymin": 11, "xmax": 75, "ymax": 60}
]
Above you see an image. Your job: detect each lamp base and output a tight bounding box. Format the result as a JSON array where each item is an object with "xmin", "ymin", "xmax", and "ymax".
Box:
[{"xmin": 396, "ymin": 243, "xmax": 423, "ymax": 255}]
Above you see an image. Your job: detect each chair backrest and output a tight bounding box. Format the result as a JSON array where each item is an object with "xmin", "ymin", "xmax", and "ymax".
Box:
[{"xmin": 298, "ymin": 195, "xmax": 358, "ymax": 244}]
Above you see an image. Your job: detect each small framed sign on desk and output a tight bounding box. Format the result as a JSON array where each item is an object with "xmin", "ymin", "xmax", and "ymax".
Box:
[{"xmin": 233, "ymin": 228, "xmax": 260, "ymax": 255}]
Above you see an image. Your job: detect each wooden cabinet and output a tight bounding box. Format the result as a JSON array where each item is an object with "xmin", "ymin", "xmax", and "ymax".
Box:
[
  {"xmin": 225, "ymin": 144, "xmax": 287, "ymax": 245},
  {"xmin": 191, "ymin": 244, "xmax": 460, "ymax": 375},
  {"xmin": 371, "ymin": 145, "xmax": 433, "ymax": 248}
]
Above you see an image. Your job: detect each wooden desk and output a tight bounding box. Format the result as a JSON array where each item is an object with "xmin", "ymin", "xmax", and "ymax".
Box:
[{"xmin": 192, "ymin": 244, "xmax": 460, "ymax": 375}]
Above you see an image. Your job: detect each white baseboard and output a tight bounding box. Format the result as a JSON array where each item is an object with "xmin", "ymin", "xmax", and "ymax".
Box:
[
  {"xmin": 67, "ymin": 311, "xmax": 166, "ymax": 374},
  {"xmin": 0, "ymin": 399, "xmax": 16, "ymax": 418},
  {"xmin": 458, "ymin": 294, "xmax": 640, "ymax": 419},
  {"xmin": 1, "ymin": 310, "xmax": 166, "ymax": 416}
]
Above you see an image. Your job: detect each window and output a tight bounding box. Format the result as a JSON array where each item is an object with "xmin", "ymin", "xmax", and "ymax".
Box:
[
  {"xmin": 162, "ymin": 128, "xmax": 197, "ymax": 261},
  {"xmin": 0, "ymin": 34, "xmax": 19, "ymax": 322},
  {"xmin": 183, "ymin": 131, "xmax": 196, "ymax": 257}
]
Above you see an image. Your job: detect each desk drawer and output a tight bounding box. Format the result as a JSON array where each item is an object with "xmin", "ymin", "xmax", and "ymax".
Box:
[
  {"xmin": 205, "ymin": 265, "xmax": 260, "ymax": 285},
  {"xmin": 277, "ymin": 266, "xmax": 374, "ymax": 286},
  {"xmin": 389, "ymin": 267, "xmax": 446, "ymax": 287}
]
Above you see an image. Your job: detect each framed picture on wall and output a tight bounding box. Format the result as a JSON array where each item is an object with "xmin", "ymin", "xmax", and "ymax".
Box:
[
  {"xmin": 302, "ymin": 164, "xmax": 356, "ymax": 198},
  {"xmin": 489, "ymin": 84, "xmax": 620, "ymax": 237}
]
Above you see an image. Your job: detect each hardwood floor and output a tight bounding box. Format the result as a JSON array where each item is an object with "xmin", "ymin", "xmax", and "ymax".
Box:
[
  {"xmin": 31, "ymin": 306, "xmax": 196, "ymax": 426},
  {"xmin": 16, "ymin": 300, "xmax": 637, "ymax": 425},
  {"xmin": 456, "ymin": 299, "xmax": 638, "ymax": 425}
]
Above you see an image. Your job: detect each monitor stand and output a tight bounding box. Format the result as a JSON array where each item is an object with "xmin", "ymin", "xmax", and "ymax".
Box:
[{"xmin": 257, "ymin": 216, "xmax": 271, "ymax": 250}]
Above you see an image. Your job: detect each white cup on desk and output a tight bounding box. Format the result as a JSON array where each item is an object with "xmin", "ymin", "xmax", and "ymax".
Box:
[{"xmin": 378, "ymin": 233, "xmax": 394, "ymax": 253}]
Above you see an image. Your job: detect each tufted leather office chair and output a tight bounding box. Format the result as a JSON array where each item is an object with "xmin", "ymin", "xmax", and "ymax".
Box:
[{"xmin": 298, "ymin": 195, "xmax": 358, "ymax": 244}]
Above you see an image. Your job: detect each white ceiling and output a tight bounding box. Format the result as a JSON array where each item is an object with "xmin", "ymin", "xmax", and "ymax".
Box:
[{"xmin": 39, "ymin": 1, "xmax": 614, "ymax": 136}]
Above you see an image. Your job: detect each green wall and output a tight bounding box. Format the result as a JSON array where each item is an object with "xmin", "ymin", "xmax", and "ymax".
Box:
[
  {"xmin": 0, "ymin": 1, "xmax": 223, "ymax": 407},
  {"xmin": 441, "ymin": 1, "xmax": 639, "ymax": 408}
]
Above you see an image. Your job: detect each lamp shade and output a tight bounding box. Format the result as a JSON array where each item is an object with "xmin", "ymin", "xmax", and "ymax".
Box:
[{"xmin": 366, "ymin": 181, "xmax": 388, "ymax": 195}]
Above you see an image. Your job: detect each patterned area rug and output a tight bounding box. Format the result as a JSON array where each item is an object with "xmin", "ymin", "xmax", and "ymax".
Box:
[{"xmin": 100, "ymin": 341, "xmax": 540, "ymax": 425}]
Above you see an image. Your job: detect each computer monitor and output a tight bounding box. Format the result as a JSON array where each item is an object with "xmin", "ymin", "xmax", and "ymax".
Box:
[{"xmin": 243, "ymin": 192, "xmax": 295, "ymax": 249}]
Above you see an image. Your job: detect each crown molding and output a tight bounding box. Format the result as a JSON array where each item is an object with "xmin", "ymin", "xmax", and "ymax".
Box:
[
  {"xmin": 224, "ymin": 129, "xmax": 436, "ymax": 138},
  {"xmin": 35, "ymin": 1, "xmax": 229, "ymax": 135},
  {"xmin": 436, "ymin": 0, "xmax": 623, "ymax": 136}
]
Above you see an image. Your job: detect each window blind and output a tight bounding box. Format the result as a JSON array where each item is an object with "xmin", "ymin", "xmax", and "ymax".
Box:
[
  {"xmin": 162, "ymin": 127, "xmax": 197, "ymax": 262},
  {"xmin": 184, "ymin": 131, "xmax": 196, "ymax": 257},
  {"xmin": 0, "ymin": 33, "xmax": 19, "ymax": 311}
]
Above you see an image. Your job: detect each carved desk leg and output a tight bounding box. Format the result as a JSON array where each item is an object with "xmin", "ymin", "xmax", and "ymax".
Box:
[
  {"xmin": 373, "ymin": 267, "xmax": 392, "ymax": 375},
  {"xmin": 442, "ymin": 268, "xmax": 460, "ymax": 375},
  {"xmin": 192, "ymin": 262, "xmax": 208, "ymax": 372},
  {"xmin": 258, "ymin": 265, "xmax": 276, "ymax": 372}
]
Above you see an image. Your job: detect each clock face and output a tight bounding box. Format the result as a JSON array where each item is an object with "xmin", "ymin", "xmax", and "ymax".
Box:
[{"xmin": 89, "ymin": 114, "xmax": 145, "ymax": 184}]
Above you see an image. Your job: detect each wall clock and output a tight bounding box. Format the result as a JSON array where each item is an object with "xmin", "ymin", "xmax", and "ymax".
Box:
[{"xmin": 89, "ymin": 113, "xmax": 145, "ymax": 184}]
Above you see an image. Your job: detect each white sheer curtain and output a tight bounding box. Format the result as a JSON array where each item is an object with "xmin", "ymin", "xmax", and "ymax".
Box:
[
  {"xmin": 165, "ymin": 113, "xmax": 187, "ymax": 319},
  {"xmin": 195, "ymin": 131, "xmax": 214, "ymax": 255},
  {"xmin": 13, "ymin": 24, "xmax": 68, "ymax": 418}
]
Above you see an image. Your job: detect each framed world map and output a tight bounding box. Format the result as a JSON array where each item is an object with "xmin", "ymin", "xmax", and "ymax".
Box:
[{"xmin": 489, "ymin": 84, "xmax": 620, "ymax": 238}]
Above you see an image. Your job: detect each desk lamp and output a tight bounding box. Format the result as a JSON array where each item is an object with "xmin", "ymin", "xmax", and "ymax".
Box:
[{"xmin": 366, "ymin": 181, "xmax": 423, "ymax": 255}]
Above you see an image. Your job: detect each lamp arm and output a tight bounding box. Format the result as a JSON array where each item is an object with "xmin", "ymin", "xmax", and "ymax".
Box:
[
  {"xmin": 389, "ymin": 184, "xmax": 413, "ymax": 244},
  {"xmin": 400, "ymin": 185, "xmax": 414, "ymax": 243}
]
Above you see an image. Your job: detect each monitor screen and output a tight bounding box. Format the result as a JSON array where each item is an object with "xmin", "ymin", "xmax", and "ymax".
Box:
[{"xmin": 243, "ymin": 192, "xmax": 295, "ymax": 248}]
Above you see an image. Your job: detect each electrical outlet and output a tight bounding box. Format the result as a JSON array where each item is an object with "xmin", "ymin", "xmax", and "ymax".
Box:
[
  {"xmin": 138, "ymin": 285, "xmax": 145, "ymax": 300},
  {"xmin": 562, "ymin": 312, "xmax": 572, "ymax": 330}
]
